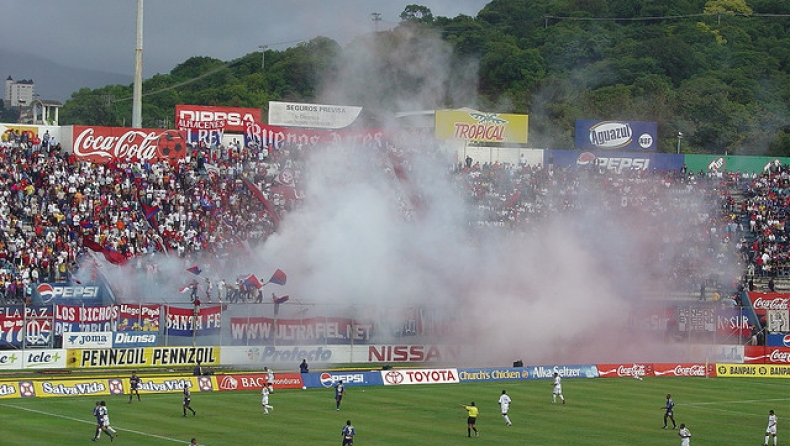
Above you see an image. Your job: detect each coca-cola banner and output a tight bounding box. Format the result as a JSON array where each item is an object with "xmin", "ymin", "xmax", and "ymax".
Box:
[
  {"xmin": 229, "ymin": 316, "xmax": 374, "ymax": 345},
  {"xmin": 597, "ymin": 363, "xmax": 654, "ymax": 379},
  {"xmin": 0, "ymin": 306, "xmax": 53, "ymax": 348},
  {"xmin": 653, "ymin": 363, "xmax": 716, "ymax": 377},
  {"xmin": 747, "ymin": 292, "xmax": 790, "ymax": 318},
  {"xmin": 165, "ymin": 306, "xmax": 221, "ymax": 337},
  {"xmin": 117, "ymin": 304, "xmax": 161, "ymax": 332},
  {"xmin": 244, "ymin": 122, "xmax": 386, "ymax": 150},
  {"xmin": 69, "ymin": 126, "xmax": 188, "ymax": 164},
  {"xmin": 175, "ymin": 105, "xmax": 261, "ymax": 134},
  {"xmin": 55, "ymin": 305, "xmax": 117, "ymax": 334},
  {"xmin": 744, "ymin": 346, "xmax": 790, "ymax": 364}
]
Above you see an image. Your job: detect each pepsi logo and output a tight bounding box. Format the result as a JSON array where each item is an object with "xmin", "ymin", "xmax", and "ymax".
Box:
[
  {"xmin": 576, "ymin": 152, "xmax": 597, "ymax": 166},
  {"xmin": 783, "ymin": 334, "xmax": 790, "ymax": 347},
  {"xmin": 319, "ymin": 372, "xmax": 334, "ymax": 388},
  {"xmin": 37, "ymin": 284, "xmax": 55, "ymax": 302}
]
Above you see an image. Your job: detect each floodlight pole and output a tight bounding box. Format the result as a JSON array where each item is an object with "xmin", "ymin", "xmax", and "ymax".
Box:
[
  {"xmin": 259, "ymin": 45, "xmax": 268, "ymax": 71},
  {"xmin": 132, "ymin": 0, "xmax": 144, "ymax": 128}
]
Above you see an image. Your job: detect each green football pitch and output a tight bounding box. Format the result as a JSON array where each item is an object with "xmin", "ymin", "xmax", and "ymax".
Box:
[{"xmin": 0, "ymin": 376, "xmax": 785, "ymax": 445}]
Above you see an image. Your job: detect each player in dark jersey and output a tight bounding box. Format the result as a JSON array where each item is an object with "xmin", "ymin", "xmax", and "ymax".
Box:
[
  {"xmin": 662, "ymin": 393, "xmax": 677, "ymax": 429},
  {"xmin": 183, "ymin": 383, "xmax": 196, "ymax": 416},
  {"xmin": 129, "ymin": 371, "xmax": 141, "ymax": 403}
]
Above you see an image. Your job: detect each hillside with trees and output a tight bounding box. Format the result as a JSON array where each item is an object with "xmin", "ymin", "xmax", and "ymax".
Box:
[{"xmin": 58, "ymin": 0, "xmax": 790, "ymax": 155}]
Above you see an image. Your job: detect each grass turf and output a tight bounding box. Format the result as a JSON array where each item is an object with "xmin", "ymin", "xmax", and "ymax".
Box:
[{"xmin": 0, "ymin": 376, "xmax": 785, "ymax": 445}]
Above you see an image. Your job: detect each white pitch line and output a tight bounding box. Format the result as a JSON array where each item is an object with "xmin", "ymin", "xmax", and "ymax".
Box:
[{"xmin": 0, "ymin": 402, "xmax": 186, "ymax": 443}]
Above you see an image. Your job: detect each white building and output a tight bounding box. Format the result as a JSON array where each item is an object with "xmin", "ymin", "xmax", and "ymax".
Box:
[{"xmin": 5, "ymin": 76, "xmax": 35, "ymax": 107}]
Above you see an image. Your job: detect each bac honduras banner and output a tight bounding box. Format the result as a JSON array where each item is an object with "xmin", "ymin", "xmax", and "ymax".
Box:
[
  {"xmin": 117, "ymin": 304, "xmax": 161, "ymax": 332},
  {"xmin": 165, "ymin": 306, "xmax": 222, "ymax": 336},
  {"xmin": 54, "ymin": 305, "xmax": 117, "ymax": 334},
  {"xmin": 574, "ymin": 120, "xmax": 657, "ymax": 151},
  {"xmin": 0, "ymin": 306, "xmax": 53, "ymax": 348}
]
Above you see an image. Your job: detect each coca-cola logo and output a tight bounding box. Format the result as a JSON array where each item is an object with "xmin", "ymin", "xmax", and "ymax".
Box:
[
  {"xmin": 672, "ymin": 365, "xmax": 706, "ymax": 376},
  {"xmin": 617, "ymin": 364, "xmax": 645, "ymax": 377},
  {"xmin": 768, "ymin": 350, "xmax": 790, "ymax": 363},
  {"xmin": 752, "ymin": 297, "xmax": 790, "ymax": 310},
  {"xmin": 74, "ymin": 127, "xmax": 165, "ymax": 161}
]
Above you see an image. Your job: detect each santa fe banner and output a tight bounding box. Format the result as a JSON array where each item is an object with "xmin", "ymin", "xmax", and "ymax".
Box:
[
  {"xmin": 117, "ymin": 304, "xmax": 161, "ymax": 332},
  {"xmin": 268, "ymin": 101, "xmax": 363, "ymax": 129},
  {"xmin": 69, "ymin": 126, "xmax": 188, "ymax": 164},
  {"xmin": 165, "ymin": 306, "xmax": 222, "ymax": 336},
  {"xmin": 0, "ymin": 306, "xmax": 53, "ymax": 348},
  {"xmin": 434, "ymin": 109, "xmax": 528, "ymax": 144}
]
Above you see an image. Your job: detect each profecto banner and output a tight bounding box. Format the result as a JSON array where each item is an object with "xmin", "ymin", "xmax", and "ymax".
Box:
[{"xmin": 268, "ymin": 101, "xmax": 362, "ymax": 129}]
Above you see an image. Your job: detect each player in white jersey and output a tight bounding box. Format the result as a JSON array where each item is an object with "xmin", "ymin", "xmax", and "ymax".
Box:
[
  {"xmin": 765, "ymin": 410, "xmax": 778, "ymax": 446},
  {"xmin": 498, "ymin": 390, "xmax": 512, "ymax": 426},
  {"xmin": 261, "ymin": 383, "xmax": 274, "ymax": 414},
  {"xmin": 678, "ymin": 423, "xmax": 691, "ymax": 446},
  {"xmin": 264, "ymin": 366, "xmax": 275, "ymax": 393},
  {"xmin": 552, "ymin": 372, "xmax": 565, "ymax": 404}
]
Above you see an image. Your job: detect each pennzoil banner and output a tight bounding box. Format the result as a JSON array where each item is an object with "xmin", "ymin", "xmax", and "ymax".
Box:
[
  {"xmin": 67, "ymin": 346, "xmax": 220, "ymax": 368},
  {"xmin": 716, "ymin": 363, "xmax": 790, "ymax": 378},
  {"xmin": 435, "ymin": 109, "xmax": 528, "ymax": 144}
]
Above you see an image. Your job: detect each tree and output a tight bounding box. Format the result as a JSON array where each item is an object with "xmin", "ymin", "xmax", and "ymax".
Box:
[{"xmin": 400, "ymin": 4, "xmax": 434, "ymax": 24}]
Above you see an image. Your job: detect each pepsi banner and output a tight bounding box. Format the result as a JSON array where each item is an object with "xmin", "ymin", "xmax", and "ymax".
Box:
[
  {"xmin": 574, "ymin": 120, "xmax": 657, "ymax": 151},
  {"xmin": 33, "ymin": 283, "xmax": 105, "ymax": 305},
  {"xmin": 301, "ymin": 371, "xmax": 383, "ymax": 389},
  {"xmin": 766, "ymin": 334, "xmax": 790, "ymax": 347},
  {"xmin": 165, "ymin": 306, "xmax": 221, "ymax": 336},
  {"xmin": 0, "ymin": 306, "xmax": 53, "ymax": 348},
  {"xmin": 547, "ymin": 149, "xmax": 684, "ymax": 173}
]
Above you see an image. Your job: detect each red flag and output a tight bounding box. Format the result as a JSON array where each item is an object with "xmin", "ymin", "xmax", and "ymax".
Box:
[
  {"xmin": 244, "ymin": 274, "xmax": 263, "ymax": 290},
  {"xmin": 83, "ymin": 238, "xmax": 127, "ymax": 265},
  {"xmin": 273, "ymin": 294, "xmax": 290, "ymax": 304},
  {"xmin": 242, "ymin": 178, "xmax": 280, "ymax": 229},
  {"xmin": 186, "ymin": 265, "xmax": 202, "ymax": 275},
  {"xmin": 268, "ymin": 269, "xmax": 287, "ymax": 286}
]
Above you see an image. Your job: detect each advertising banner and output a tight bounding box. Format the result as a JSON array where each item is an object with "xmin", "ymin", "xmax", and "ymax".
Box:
[
  {"xmin": 574, "ymin": 120, "xmax": 657, "ymax": 151},
  {"xmin": 0, "ymin": 381, "xmax": 19, "ymax": 399},
  {"xmin": 175, "ymin": 105, "xmax": 261, "ymax": 134},
  {"xmin": 165, "ymin": 306, "xmax": 221, "ymax": 337},
  {"xmin": 744, "ymin": 346, "xmax": 790, "ymax": 364},
  {"xmin": 653, "ymin": 363, "xmax": 715, "ymax": 377},
  {"xmin": 55, "ymin": 305, "xmax": 117, "ymax": 334},
  {"xmin": 457, "ymin": 367, "xmax": 530, "ymax": 382},
  {"xmin": 229, "ymin": 316, "xmax": 373, "ymax": 345},
  {"xmin": 111, "ymin": 331, "xmax": 159, "ymax": 348},
  {"xmin": 716, "ymin": 363, "xmax": 790, "ymax": 378},
  {"xmin": 380, "ymin": 368, "xmax": 459, "ymax": 386},
  {"xmin": 766, "ymin": 334, "xmax": 790, "ymax": 347},
  {"xmin": 268, "ymin": 101, "xmax": 362, "ymax": 129},
  {"xmin": 215, "ymin": 373, "xmax": 304, "ymax": 391},
  {"xmin": 527, "ymin": 364, "xmax": 599, "ymax": 379},
  {"xmin": 0, "ymin": 305, "xmax": 53, "ymax": 348},
  {"xmin": 117, "ymin": 304, "xmax": 161, "ymax": 331},
  {"xmin": 683, "ymin": 154, "xmax": 790, "ymax": 175},
  {"xmin": 301, "ymin": 371, "xmax": 383, "ymax": 389},
  {"xmin": 366, "ymin": 345, "xmax": 461, "ymax": 363},
  {"xmin": 547, "ymin": 149, "xmax": 684, "ymax": 173},
  {"xmin": 222, "ymin": 345, "xmax": 341, "ymax": 366},
  {"xmin": 68, "ymin": 346, "xmax": 220, "ymax": 368},
  {"xmin": 716, "ymin": 308, "xmax": 752, "ymax": 337},
  {"xmin": 597, "ymin": 363, "xmax": 654, "ymax": 379},
  {"xmin": 746, "ymin": 293, "xmax": 790, "ymax": 319},
  {"xmin": 70, "ymin": 126, "xmax": 188, "ymax": 164},
  {"xmin": 32, "ymin": 283, "xmax": 104, "ymax": 305},
  {"xmin": 244, "ymin": 122, "xmax": 386, "ymax": 150},
  {"xmin": 133, "ymin": 375, "xmax": 213, "ymax": 395},
  {"xmin": 435, "ymin": 109, "xmax": 528, "ymax": 144},
  {"xmin": 63, "ymin": 331, "xmax": 113, "ymax": 349}
]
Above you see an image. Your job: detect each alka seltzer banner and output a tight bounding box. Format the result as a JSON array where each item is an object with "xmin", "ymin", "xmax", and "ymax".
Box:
[
  {"xmin": 434, "ymin": 109, "xmax": 529, "ymax": 144},
  {"xmin": 244, "ymin": 122, "xmax": 386, "ymax": 150},
  {"xmin": 268, "ymin": 101, "xmax": 363, "ymax": 129},
  {"xmin": 0, "ymin": 376, "xmax": 211, "ymax": 399},
  {"xmin": 574, "ymin": 120, "xmax": 657, "ymax": 151},
  {"xmin": 117, "ymin": 304, "xmax": 161, "ymax": 332},
  {"xmin": 683, "ymin": 154, "xmax": 790, "ymax": 175},
  {"xmin": 229, "ymin": 316, "xmax": 374, "ymax": 345},
  {"xmin": 716, "ymin": 363, "xmax": 790, "ymax": 378},
  {"xmin": 0, "ymin": 306, "xmax": 53, "ymax": 348},
  {"xmin": 68, "ymin": 346, "xmax": 220, "ymax": 368},
  {"xmin": 165, "ymin": 306, "xmax": 221, "ymax": 336},
  {"xmin": 54, "ymin": 305, "xmax": 117, "ymax": 334}
]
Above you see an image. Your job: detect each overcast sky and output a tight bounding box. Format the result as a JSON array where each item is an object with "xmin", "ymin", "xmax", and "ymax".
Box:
[{"xmin": 3, "ymin": 0, "xmax": 489, "ymax": 79}]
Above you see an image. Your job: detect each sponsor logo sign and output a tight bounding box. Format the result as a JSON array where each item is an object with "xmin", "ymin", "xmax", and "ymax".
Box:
[
  {"xmin": 230, "ymin": 316, "xmax": 372, "ymax": 345},
  {"xmin": 269, "ymin": 101, "xmax": 363, "ymax": 129},
  {"xmin": 117, "ymin": 304, "xmax": 161, "ymax": 332},
  {"xmin": 112, "ymin": 331, "xmax": 158, "ymax": 348},
  {"xmin": 175, "ymin": 105, "xmax": 260, "ymax": 134},
  {"xmin": 652, "ymin": 363, "xmax": 713, "ymax": 377},
  {"xmin": 367, "ymin": 345, "xmax": 460, "ymax": 363},
  {"xmin": 435, "ymin": 110, "xmax": 528, "ymax": 144},
  {"xmin": 457, "ymin": 367, "xmax": 530, "ymax": 382},
  {"xmin": 548, "ymin": 149, "xmax": 684, "ymax": 173},
  {"xmin": 527, "ymin": 364, "xmax": 599, "ymax": 379},
  {"xmin": 69, "ymin": 346, "xmax": 219, "ymax": 368},
  {"xmin": 63, "ymin": 332, "xmax": 113, "ymax": 349},
  {"xmin": 300, "ymin": 371, "xmax": 382, "ymax": 389},
  {"xmin": 575, "ymin": 120, "xmax": 657, "ymax": 150},
  {"xmin": 744, "ymin": 346, "xmax": 790, "ymax": 364},
  {"xmin": 71, "ymin": 126, "xmax": 188, "ymax": 164},
  {"xmin": 216, "ymin": 373, "xmax": 303, "ymax": 391},
  {"xmin": 0, "ymin": 382, "xmax": 19, "ymax": 399},
  {"xmin": 380, "ymin": 368, "xmax": 459, "ymax": 386},
  {"xmin": 34, "ymin": 283, "xmax": 102, "ymax": 305},
  {"xmin": 55, "ymin": 305, "xmax": 118, "ymax": 334},
  {"xmin": 716, "ymin": 363, "xmax": 790, "ymax": 378},
  {"xmin": 597, "ymin": 363, "xmax": 654, "ymax": 378}
]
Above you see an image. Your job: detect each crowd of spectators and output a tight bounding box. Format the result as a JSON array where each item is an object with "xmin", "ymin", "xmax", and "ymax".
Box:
[{"xmin": 0, "ymin": 127, "xmax": 778, "ymax": 305}]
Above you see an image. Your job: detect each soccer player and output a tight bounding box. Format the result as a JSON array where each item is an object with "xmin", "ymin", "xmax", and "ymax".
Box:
[
  {"xmin": 188, "ymin": 438, "xmax": 198, "ymax": 446},
  {"xmin": 341, "ymin": 419, "xmax": 356, "ymax": 446},
  {"xmin": 662, "ymin": 394, "xmax": 677, "ymax": 429},
  {"xmin": 552, "ymin": 372, "xmax": 565, "ymax": 404},
  {"xmin": 498, "ymin": 389, "xmax": 512, "ymax": 426},
  {"xmin": 264, "ymin": 366, "xmax": 275, "ymax": 393},
  {"xmin": 183, "ymin": 383, "xmax": 196, "ymax": 416},
  {"xmin": 129, "ymin": 370, "xmax": 141, "ymax": 403},
  {"xmin": 92, "ymin": 401, "xmax": 116, "ymax": 441},
  {"xmin": 764, "ymin": 410, "xmax": 778, "ymax": 446},
  {"xmin": 261, "ymin": 383, "xmax": 274, "ymax": 414},
  {"xmin": 678, "ymin": 423, "xmax": 691, "ymax": 446},
  {"xmin": 334, "ymin": 380, "xmax": 346, "ymax": 411},
  {"xmin": 92, "ymin": 401, "xmax": 104, "ymax": 441},
  {"xmin": 458, "ymin": 402, "xmax": 479, "ymax": 437}
]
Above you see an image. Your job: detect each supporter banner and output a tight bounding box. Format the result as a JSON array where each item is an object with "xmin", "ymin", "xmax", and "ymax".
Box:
[
  {"xmin": 367, "ymin": 345, "xmax": 461, "ymax": 363},
  {"xmin": 767, "ymin": 309, "xmax": 789, "ymax": 333},
  {"xmin": 597, "ymin": 363, "xmax": 654, "ymax": 379},
  {"xmin": 63, "ymin": 331, "xmax": 113, "ymax": 349},
  {"xmin": 222, "ymin": 345, "xmax": 341, "ymax": 366},
  {"xmin": 244, "ymin": 122, "xmax": 386, "ymax": 150},
  {"xmin": 766, "ymin": 334, "xmax": 790, "ymax": 347},
  {"xmin": 574, "ymin": 120, "xmax": 657, "ymax": 151},
  {"xmin": 69, "ymin": 126, "xmax": 188, "ymax": 164},
  {"xmin": 55, "ymin": 305, "xmax": 117, "ymax": 334},
  {"xmin": 676, "ymin": 306, "xmax": 716, "ymax": 332},
  {"xmin": 215, "ymin": 373, "xmax": 304, "ymax": 391},
  {"xmin": 268, "ymin": 101, "xmax": 362, "ymax": 129},
  {"xmin": 301, "ymin": 370, "xmax": 383, "ymax": 389},
  {"xmin": 117, "ymin": 304, "xmax": 161, "ymax": 331},
  {"xmin": 435, "ymin": 109, "xmax": 528, "ymax": 144},
  {"xmin": 627, "ymin": 306, "xmax": 673, "ymax": 332},
  {"xmin": 175, "ymin": 105, "xmax": 260, "ymax": 134},
  {"xmin": 32, "ymin": 283, "xmax": 104, "ymax": 305},
  {"xmin": 229, "ymin": 316, "xmax": 373, "ymax": 345},
  {"xmin": 548, "ymin": 149, "xmax": 685, "ymax": 173},
  {"xmin": 0, "ymin": 305, "xmax": 53, "ymax": 348},
  {"xmin": 746, "ymin": 293, "xmax": 790, "ymax": 319},
  {"xmin": 68, "ymin": 346, "xmax": 220, "ymax": 368},
  {"xmin": 380, "ymin": 368, "xmax": 459, "ymax": 386},
  {"xmin": 653, "ymin": 363, "xmax": 715, "ymax": 377},
  {"xmin": 716, "ymin": 308, "xmax": 752, "ymax": 337},
  {"xmin": 165, "ymin": 306, "xmax": 221, "ymax": 337},
  {"xmin": 716, "ymin": 363, "xmax": 790, "ymax": 378},
  {"xmin": 684, "ymin": 154, "xmax": 790, "ymax": 175},
  {"xmin": 744, "ymin": 346, "xmax": 790, "ymax": 364},
  {"xmin": 527, "ymin": 364, "xmax": 599, "ymax": 379},
  {"xmin": 457, "ymin": 367, "xmax": 530, "ymax": 382}
]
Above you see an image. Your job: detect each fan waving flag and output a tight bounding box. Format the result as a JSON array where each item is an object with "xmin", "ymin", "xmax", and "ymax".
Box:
[
  {"xmin": 268, "ymin": 269, "xmax": 287, "ymax": 286},
  {"xmin": 244, "ymin": 274, "xmax": 263, "ymax": 290},
  {"xmin": 273, "ymin": 294, "xmax": 290, "ymax": 304},
  {"xmin": 186, "ymin": 265, "xmax": 202, "ymax": 275}
]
